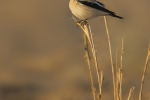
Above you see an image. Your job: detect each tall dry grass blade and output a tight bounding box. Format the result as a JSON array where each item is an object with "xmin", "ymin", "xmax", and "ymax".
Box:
[
  {"xmin": 119, "ymin": 38, "xmax": 124, "ymax": 100},
  {"xmin": 118, "ymin": 67, "xmax": 122, "ymax": 100},
  {"xmin": 120, "ymin": 38, "xmax": 124, "ymax": 69},
  {"xmin": 84, "ymin": 23, "xmax": 102, "ymax": 98},
  {"xmin": 127, "ymin": 87, "xmax": 135, "ymax": 100},
  {"xmin": 115, "ymin": 47, "xmax": 119, "ymax": 100},
  {"xmin": 72, "ymin": 17, "xmax": 102, "ymax": 100},
  {"xmin": 98, "ymin": 71, "xmax": 104, "ymax": 100},
  {"xmin": 83, "ymin": 34, "xmax": 96, "ymax": 100},
  {"xmin": 104, "ymin": 16, "xmax": 116, "ymax": 100},
  {"xmin": 139, "ymin": 44, "xmax": 150, "ymax": 100},
  {"xmin": 116, "ymin": 54, "xmax": 120, "ymax": 100},
  {"xmin": 116, "ymin": 47, "xmax": 118, "ymax": 78}
]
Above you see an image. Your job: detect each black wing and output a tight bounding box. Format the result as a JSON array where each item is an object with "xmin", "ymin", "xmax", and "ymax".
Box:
[{"xmin": 79, "ymin": 0, "xmax": 115, "ymax": 14}]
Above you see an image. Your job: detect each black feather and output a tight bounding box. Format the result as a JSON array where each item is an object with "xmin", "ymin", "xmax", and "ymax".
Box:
[
  {"xmin": 79, "ymin": 1, "xmax": 115, "ymax": 14},
  {"xmin": 109, "ymin": 13, "xmax": 124, "ymax": 19}
]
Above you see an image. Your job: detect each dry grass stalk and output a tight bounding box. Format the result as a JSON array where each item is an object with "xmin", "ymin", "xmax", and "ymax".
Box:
[
  {"xmin": 104, "ymin": 16, "xmax": 116, "ymax": 100},
  {"xmin": 98, "ymin": 71, "xmax": 104, "ymax": 100},
  {"xmin": 119, "ymin": 38, "xmax": 124, "ymax": 100},
  {"xmin": 115, "ymin": 38, "xmax": 126, "ymax": 100},
  {"xmin": 127, "ymin": 87, "xmax": 135, "ymax": 100},
  {"xmin": 139, "ymin": 44, "xmax": 150, "ymax": 100},
  {"xmin": 116, "ymin": 47, "xmax": 118, "ymax": 78},
  {"xmin": 115, "ymin": 47, "xmax": 119, "ymax": 100},
  {"xmin": 85, "ymin": 23, "xmax": 103, "ymax": 97},
  {"xmin": 83, "ymin": 22, "xmax": 103, "ymax": 100},
  {"xmin": 83, "ymin": 34, "xmax": 96, "ymax": 100},
  {"xmin": 116, "ymin": 65, "xmax": 124, "ymax": 100},
  {"xmin": 72, "ymin": 17, "xmax": 102, "ymax": 100}
]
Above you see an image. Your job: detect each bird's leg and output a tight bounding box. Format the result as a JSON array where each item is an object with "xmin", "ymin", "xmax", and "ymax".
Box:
[
  {"xmin": 76, "ymin": 19, "xmax": 88, "ymax": 27},
  {"xmin": 83, "ymin": 20, "xmax": 88, "ymax": 25},
  {"xmin": 76, "ymin": 20, "xmax": 84, "ymax": 27},
  {"xmin": 76, "ymin": 20, "xmax": 81, "ymax": 28}
]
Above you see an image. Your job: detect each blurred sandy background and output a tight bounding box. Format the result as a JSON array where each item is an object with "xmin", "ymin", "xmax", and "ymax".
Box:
[{"xmin": 0, "ymin": 0, "xmax": 150, "ymax": 100}]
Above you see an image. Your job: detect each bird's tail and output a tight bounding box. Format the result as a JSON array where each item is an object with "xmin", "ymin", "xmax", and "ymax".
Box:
[{"xmin": 109, "ymin": 13, "xmax": 124, "ymax": 19}]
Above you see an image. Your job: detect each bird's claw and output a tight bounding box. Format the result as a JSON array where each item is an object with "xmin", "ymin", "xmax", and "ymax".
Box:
[{"xmin": 76, "ymin": 20, "xmax": 87, "ymax": 27}]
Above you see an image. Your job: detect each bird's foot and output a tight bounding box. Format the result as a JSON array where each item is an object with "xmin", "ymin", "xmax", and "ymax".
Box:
[{"xmin": 76, "ymin": 20, "xmax": 88, "ymax": 27}]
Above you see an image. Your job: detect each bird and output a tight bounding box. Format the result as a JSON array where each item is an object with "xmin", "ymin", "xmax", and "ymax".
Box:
[{"xmin": 69, "ymin": 0, "xmax": 123, "ymax": 21}]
